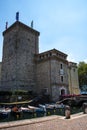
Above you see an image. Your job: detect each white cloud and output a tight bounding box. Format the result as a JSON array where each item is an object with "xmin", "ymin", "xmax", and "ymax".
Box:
[
  {"xmin": 67, "ymin": 53, "xmax": 76, "ymax": 62},
  {"xmin": 84, "ymin": 59, "xmax": 87, "ymax": 63}
]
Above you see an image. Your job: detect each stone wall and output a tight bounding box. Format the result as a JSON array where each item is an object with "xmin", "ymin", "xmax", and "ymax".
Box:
[
  {"xmin": 50, "ymin": 59, "xmax": 68, "ymax": 86},
  {"xmin": 36, "ymin": 59, "xmax": 51, "ymax": 94},
  {"xmin": 50, "ymin": 59, "xmax": 69, "ymax": 101},
  {"xmin": 0, "ymin": 62, "xmax": 1, "ymax": 86},
  {"xmin": 68, "ymin": 62, "xmax": 80, "ymax": 94},
  {"xmin": 1, "ymin": 22, "xmax": 39, "ymax": 91},
  {"xmin": 36, "ymin": 49, "xmax": 69, "ymax": 101}
]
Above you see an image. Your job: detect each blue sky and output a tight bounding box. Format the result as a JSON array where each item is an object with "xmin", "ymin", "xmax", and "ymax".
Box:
[{"xmin": 0, "ymin": 0, "xmax": 87, "ymax": 63}]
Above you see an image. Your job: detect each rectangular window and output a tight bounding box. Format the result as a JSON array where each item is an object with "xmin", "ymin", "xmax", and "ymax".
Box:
[
  {"xmin": 60, "ymin": 64, "xmax": 63, "ymax": 69},
  {"xmin": 61, "ymin": 76, "xmax": 63, "ymax": 82},
  {"xmin": 73, "ymin": 68, "xmax": 75, "ymax": 72}
]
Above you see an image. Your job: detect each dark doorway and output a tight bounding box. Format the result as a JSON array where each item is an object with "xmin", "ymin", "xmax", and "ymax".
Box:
[{"xmin": 61, "ymin": 89, "xmax": 65, "ymax": 95}]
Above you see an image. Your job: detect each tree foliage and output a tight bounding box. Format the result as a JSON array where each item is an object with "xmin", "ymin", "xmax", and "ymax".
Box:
[{"xmin": 78, "ymin": 62, "xmax": 87, "ymax": 89}]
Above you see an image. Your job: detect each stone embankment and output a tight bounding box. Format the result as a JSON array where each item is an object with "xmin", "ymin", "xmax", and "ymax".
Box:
[{"xmin": 0, "ymin": 113, "xmax": 87, "ymax": 130}]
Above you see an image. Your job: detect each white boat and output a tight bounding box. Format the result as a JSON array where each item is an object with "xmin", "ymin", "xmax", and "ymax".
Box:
[
  {"xmin": 38, "ymin": 104, "xmax": 46, "ymax": 112},
  {"xmin": 0, "ymin": 107, "xmax": 11, "ymax": 118},
  {"xmin": 0, "ymin": 107, "xmax": 11, "ymax": 113},
  {"xmin": 28, "ymin": 105, "xmax": 39, "ymax": 112},
  {"xmin": 28, "ymin": 105, "xmax": 46, "ymax": 113},
  {"xmin": 21, "ymin": 107, "xmax": 33, "ymax": 113},
  {"xmin": 54, "ymin": 103, "xmax": 65, "ymax": 108},
  {"xmin": 45, "ymin": 103, "xmax": 65, "ymax": 109},
  {"xmin": 45, "ymin": 104, "xmax": 55, "ymax": 109}
]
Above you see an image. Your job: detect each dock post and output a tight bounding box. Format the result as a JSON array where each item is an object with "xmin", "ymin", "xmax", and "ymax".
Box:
[
  {"xmin": 65, "ymin": 105, "xmax": 71, "ymax": 119},
  {"xmin": 82, "ymin": 103, "xmax": 87, "ymax": 114}
]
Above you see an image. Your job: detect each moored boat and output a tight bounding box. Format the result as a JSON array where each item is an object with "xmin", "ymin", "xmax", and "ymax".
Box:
[
  {"xmin": 0, "ymin": 107, "xmax": 11, "ymax": 119},
  {"xmin": 11, "ymin": 106, "xmax": 22, "ymax": 118}
]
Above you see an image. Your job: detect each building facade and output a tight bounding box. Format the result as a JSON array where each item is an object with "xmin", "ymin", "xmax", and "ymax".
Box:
[
  {"xmin": 68, "ymin": 62, "xmax": 80, "ymax": 94},
  {"xmin": 0, "ymin": 62, "xmax": 1, "ymax": 86},
  {"xmin": 35, "ymin": 49, "xmax": 69, "ymax": 101},
  {"xmin": 1, "ymin": 21, "xmax": 39, "ymax": 91},
  {"xmin": 0, "ymin": 21, "xmax": 80, "ymax": 101}
]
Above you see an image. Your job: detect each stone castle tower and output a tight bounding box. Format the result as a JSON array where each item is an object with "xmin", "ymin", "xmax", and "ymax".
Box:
[
  {"xmin": 0, "ymin": 16, "xmax": 80, "ymax": 101},
  {"xmin": 1, "ymin": 21, "xmax": 40, "ymax": 91}
]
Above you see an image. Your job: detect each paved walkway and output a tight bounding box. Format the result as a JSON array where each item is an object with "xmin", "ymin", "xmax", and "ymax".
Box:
[
  {"xmin": 0, "ymin": 113, "xmax": 87, "ymax": 130},
  {"xmin": 27, "ymin": 113, "xmax": 87, "ymax": 130}
]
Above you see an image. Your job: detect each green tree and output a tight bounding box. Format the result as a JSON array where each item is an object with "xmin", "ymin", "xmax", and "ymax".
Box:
[{"xmin": 78, "ymin": 62, "xmax": 87, "ymax": 90}]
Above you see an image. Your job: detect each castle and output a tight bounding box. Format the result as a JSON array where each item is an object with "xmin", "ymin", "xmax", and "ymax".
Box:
[{"xmin": 0, "ymin": 18, "xmax": 80, "ymax": 101}]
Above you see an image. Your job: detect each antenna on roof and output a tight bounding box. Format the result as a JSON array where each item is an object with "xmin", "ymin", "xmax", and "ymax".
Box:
[
  {"xmin": 31, "ymin": 20, "xmax": 33, "ymax": 28},
  {"xmin": 5, "ymin": 22, "xmax": 8, "ymax": 30},
  {"xmin": 16, "ymin": 12, "xmax": 19, "ymax": 21}
]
